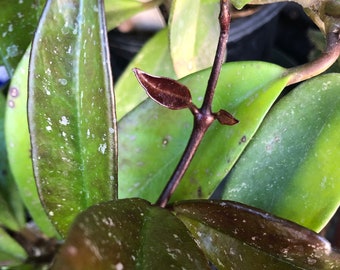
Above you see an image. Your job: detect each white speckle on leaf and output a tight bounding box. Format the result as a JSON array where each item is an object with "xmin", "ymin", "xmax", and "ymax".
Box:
[
  {"xmin": 67, "ymin": 246, "xmax": 78, "ymax": 256},
  {"xmin": 8, "ymin": 24, "xmax": 13, "ymax": 32},
  {"xmin": 59, "ymin": 116, "xmax": 70, "ymax": 126},
  {"xmin": 48, "ymin": 211, "xmax": 54, "ymax": 216},
  {"xmin": 17, "ymin": 12, "xmax": 24, "ymax": 19},
  {"xmin": 58, "ymin": 78, "xmax": 67, "ymax": 85},
  {"xmin": 87, "ymin": 129, "xmax": 90, "ymax": 138},
  {"xmin": 66, "ymin": 45, "xmax": 72, "ymax": 54},
  {"xmin": 10, "ymin": 87, "xmax": 19, "ymax": 97},
  {"xmin": 115, "ymin": 262, "xmax": 124, "ymax": 270},
  {"xmin": 46, "ymin": 126, "xmax": 52, "ymax": 132},
  {"xmin": 109, "ymin": 127, "xmax": 115, "ymax": 134},
  {"xmin": 102, "ymin": 217, "xmax": 114, "ymax": 226},
  {"xmin": 6, "ymin": 44, "xmax": 19, "ymax": 57},
  {"xmin": 98, "ymin": 143, "xmax": 107, "ymax": 154},
  {"xmin": 8, "ymin": 100, "xmax": 15, "ymax": 108}
]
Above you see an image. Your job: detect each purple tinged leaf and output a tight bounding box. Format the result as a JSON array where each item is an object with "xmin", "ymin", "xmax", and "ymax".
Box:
[
  {"xmin": 173, "ymin": 200, "xmax": 340, "ymax": 269},
  {"xmin": 51, "ymin": 199, "xmax": 210, "ymax": 269},
  {"xmin": 215, "ymin": 109, "xmax": 239, "ymax": 125},
  {"xmin": 133, "ymin": 68, "xmax": 192, "ymax": 110}
]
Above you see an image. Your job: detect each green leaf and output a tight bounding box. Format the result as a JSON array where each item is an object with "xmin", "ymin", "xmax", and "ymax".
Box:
[
  {"xmin": 118, "ymin": 62, "xmax": 289, "ymax": 202},
  {"xmin": 104, "ymin": 0, "xmax": 163, "ymax": 31},
  {"xmin": 222, "ymin": 73, "xmax": 340, "ymax": 232},
  {"xmin": 28, "ymin": 0, "xmax": 117, "ymax": 236},
  {"xmin": 173, "ymin": 200, "xmax": 340, "ymax": 269},
  {"xmin": 169, "ymin": 0, "xmax": 220, "ymax": 77},
  {"xmin": 0, "ymin": 92, "xmax": 24, "ymax": 230},
  {"xmin": 115, "ymin": 28, "xmax": 177, "ymax": 120},
  {"xmin": 51, "ymin": 199, "xmax": 210, "ymax": 269},
  {"xmin": 5, "ymin": 46, "xmax": 57, "ymax": 237},
  {"xmin": 0, "ymin": 0, "xmax": 45, "ymax": 77},
  {"xmin": 0, "ymin": 227, "xmax": 27, "ymax": 267}
]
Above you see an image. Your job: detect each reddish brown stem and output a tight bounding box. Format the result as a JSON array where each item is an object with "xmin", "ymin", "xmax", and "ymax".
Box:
[
  {"xmin": 156, "ymin": 0, "xmax": 231, "ymax": 207},
  {"xmin": 287, "ymin": 28, "xmax": 340, "ymax": 85}
]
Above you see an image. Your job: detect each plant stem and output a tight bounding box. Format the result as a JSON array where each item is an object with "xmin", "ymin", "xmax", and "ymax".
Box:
[
  {"xmin": 156, "ymin": 0, "xmax": 231, "ymax": 208},
  {"xmin": 287, "ymin": 27, "xmax": 340, "ymax": 85},
  {"xmin": 201, "ymin": 0, "xmax": 231, "ymax": 113}
]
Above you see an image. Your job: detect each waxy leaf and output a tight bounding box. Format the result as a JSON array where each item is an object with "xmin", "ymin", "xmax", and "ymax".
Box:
[
  {"xmin": 52, "ymin": 199, "xmax": 210, "ymax": 269},
  {"xmin": 28, "ymin": 0, "xmax": 117, "ymax": 236},
  {"xmin": 133, "ymin": 68, "xmax": 192, "ymax": 110},
  {"xmin": 5, "ymin": 47, "xmax": 57, "ymax": 237},
  {"xmin": 222, "ymin": 73, "xmax": 340, "ymax": 232},
  {"xmin": 119, "ymin": 62, "xmax": 289, "ymax": 202},
  {"xmin": 0, "ymin": 0, "xmax": 45, "ymax": 76},
  {"xmin": 169, "ymin": 0, "xmax": 220, "ymax": 77},
  {"xmin": 173, "ymin": 200, "xmax": 340, "ymax": 269},
  {"xmin": 115, "ymin": 28, "xmax": 177, "ymax": 120}
]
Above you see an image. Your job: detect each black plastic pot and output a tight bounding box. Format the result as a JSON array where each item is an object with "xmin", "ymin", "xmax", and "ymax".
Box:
[
  {"xmin": 108, "ymin": 3, "xmax": 286, "ymax": 79},
  {"xmin": 227, "ymin": 3, "xmax": 286, "ymax": 61}
]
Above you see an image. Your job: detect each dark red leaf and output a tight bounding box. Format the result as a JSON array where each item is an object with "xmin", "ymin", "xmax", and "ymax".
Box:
[
  {"xmin": 51, "ymin": 199, "xmax": 210, "ymax": 269},
  {"xmin": 173, "ymin": 200, "xmax": 340, "ymax": 269},
  {"xmin": 133, "ymin": 68, "xmax": 192, "ymax": 110},
  {"xmin": 215, "ymin": 109, "xmax": 239, "ymax": 125}
]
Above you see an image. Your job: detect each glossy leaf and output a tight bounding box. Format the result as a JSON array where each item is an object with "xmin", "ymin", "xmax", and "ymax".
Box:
[
  {"xmin": 0, "ymin": 0, "xmax": 45, "ymax": 77},
  {"xmin": 0, "ymin": 227, "xmax": 27, "ymax": 267},
  {"xmin": 115, "ymin": 28, "xmax": 177, "ymax": 120},
  {"xmin": 118, "ymin": 62, "xmax": 290, "ymax": 202},
  {"xmin": 222, "ymin": 73, "xmax": 340, "ymax": 232},
  {"xmin": 173, "ymin": 200, "xmax": 340, "ymax": 269},
  {"xmin": 52, "ymin": 198, "xmax": 210, "ymax": 270},
  {"xmin": 169, "ymin": 0, "xmax": 220, "ymax": 77},
  {"xmin": 28, "ymin": 0, "xmax": 117, "ymax": 236},
  {"xmin": 104, "ymin": 0, "xmax": 163, "ymax": 31},
  {"xmin": 133, "ymin": 68, "xmax": 192, "ymax": 110},
  {"xmin": 5, "ymin": 47, "xmax": 57, "ymax": 236},
  {"xmin": 0, "ymin": 92, "xmax": 24, "ymax": 230}
]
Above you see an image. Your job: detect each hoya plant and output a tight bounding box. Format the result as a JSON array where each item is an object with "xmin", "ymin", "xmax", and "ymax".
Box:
[{"xmin": 0, "ymin": 0, "xmax": 339, "ymax": 269}]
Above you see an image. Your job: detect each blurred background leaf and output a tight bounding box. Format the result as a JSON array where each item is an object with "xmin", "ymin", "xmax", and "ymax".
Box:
[
  {"xmin": 169, "ymin": 0, "xmax": 220, "ymax": 77},
  {"xmin": 105, "ymin": 0, "xmax": 163, "ymax": 31}
]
